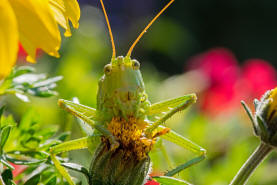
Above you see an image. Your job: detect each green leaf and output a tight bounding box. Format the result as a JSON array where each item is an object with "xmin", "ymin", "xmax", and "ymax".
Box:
[
  {"xmin": 0, "ymin": 158, "xmax": 14, "ymax": 170},
  {"xmin": 0, "ymin": 126, "xmax": 12, "ymax": 148},
  {"xmin": 33, "ymin": 76, "xmax": 63, "ymax": 88},
  {"xmin": 0, "ymin": 106, "xmax": 5, "ymax": 119},
  {"xmin": 3, "ymin": 67, "xmax": 62, "ymax": 100},
  {"xmin": 0, "ymin": 116, "xmax": 16, "ymax": 128},
  {"xmin": 15, "ymin": 93, "xmax": 29, "ymax": 102},
  {"xmin": 56, "ymin": 132, "xmax": 70, "ymax": 142},
  {"xmin": 152, "ymin": 176, "xmax": 192, "ymax": 185},
  {"xmin": 10, "ymin": 66, "xmax": 35, "ymax": 78},
  {"xmin": 7, "ymin": 150, "xmax": 48, "ymax": 159},
  {"xmin": 45, "ymin": 176, "xmax": 57, "ymax": 185},
  {"xmin": 4, "ymin": 155, "xmax": 46, "ymax": 165},
  {"xmin": 256, "ymin": 115, "xmax": 269, "ymax": 139},
  {"xmin": 241, "ymin": 101, "xmax": 257, "ymax": 135},
  {"xmin": 27, "ymin": 89, "xmax": 57, "ymax": 97},
  {"xmin": 61, "ymin": 162, "xmax": 90, "ymax": 178},
  {"xmin": 24, "ymin": 174, "xmax": 40, "ymax": 185},
  {"xmin": 19, "ymin": 109, "xmax": 38, "ymax": 130},
  {"xmin": 254, "ymin": 99, "xmax": 260, "ymax": 109},
  {"xmin": 13, "ymin": 74, "xmax": 46, "ymax": 85},
  {"xmin": 2, "ymin": 169, "xmax": 13, "ymax": 185}
]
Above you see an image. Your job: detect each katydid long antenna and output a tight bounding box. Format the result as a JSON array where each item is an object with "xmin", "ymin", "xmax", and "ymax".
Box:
[
  {"xmin": 126, "ymin": 0, "xmax": 175, "ymax": 58},
  {"xmin": 100, "ymin": 0, "xmax": 116, "ymax": 59}
]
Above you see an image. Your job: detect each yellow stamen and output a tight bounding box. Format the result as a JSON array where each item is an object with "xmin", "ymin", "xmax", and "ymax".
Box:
[{"xmin": 107, "ymin": 117, "xmax": 153, "ymax": 160}]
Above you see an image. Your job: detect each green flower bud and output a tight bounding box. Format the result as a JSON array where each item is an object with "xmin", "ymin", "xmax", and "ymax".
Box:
[
  {"xmin": 87, "ymin": 114, "xmax": 170, "ymax": 185},
  {"xmin": 253, "ymin": 87, "xmax": 277, "ymax": 146},
  {"xmin": 89, "ymin": 144, "xmax": 151, "ymax": 185}
]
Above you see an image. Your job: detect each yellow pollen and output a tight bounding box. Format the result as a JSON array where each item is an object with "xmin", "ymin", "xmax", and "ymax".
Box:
[{"xmin": 107, "ymin": 117, "xmax": 155, "ymax": 160}]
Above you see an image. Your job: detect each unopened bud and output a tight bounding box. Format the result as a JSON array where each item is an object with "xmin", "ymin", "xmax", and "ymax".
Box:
[
  {"xmin": 89, "ymin": 144, "xmax": 151, "ymax": 185},
  {"xmin": 252, "ymin": 87, "xmax": 277, "ymax": 146}
]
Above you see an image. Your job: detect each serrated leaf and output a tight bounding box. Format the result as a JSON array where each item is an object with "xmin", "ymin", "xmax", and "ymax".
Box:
[
  {"xmin": 153, "ymin": 176, "xmax": 192, "ymax": 185},
  {"xmin": 24, "ymin": 174, "xmax": 40, "ymax": 185}
]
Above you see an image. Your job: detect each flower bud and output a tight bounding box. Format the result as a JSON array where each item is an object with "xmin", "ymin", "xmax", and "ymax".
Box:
[
  {"xmin": 88, "ymin": 114, "xmax": 171, "ymax": 185},
  {"xmin": 89, "ymin": 144, "xmax": 151, "ymax": 185},
  {"xmin": 253, "ymin": 87, "xmax": 277, "ymax": 146}
]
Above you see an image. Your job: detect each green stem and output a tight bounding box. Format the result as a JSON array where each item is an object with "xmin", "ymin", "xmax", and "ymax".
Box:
[
  {"xmin": 230, "ymin": 142, "xmax": 273, "ymax": 185},
  {"xmin": 0, "ymin": 176, "xmax": 5, "ymax": 185}
]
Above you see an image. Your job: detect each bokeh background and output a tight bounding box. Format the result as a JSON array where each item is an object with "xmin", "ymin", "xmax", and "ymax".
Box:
[{"xmin": 5, "ymin": 0, "xmax": 277, "ymax": 184}]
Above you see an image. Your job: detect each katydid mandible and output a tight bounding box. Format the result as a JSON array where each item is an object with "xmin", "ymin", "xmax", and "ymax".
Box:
[{"xmin": 50, "ymin": 0, "xmax": 206, "ymax": 184}]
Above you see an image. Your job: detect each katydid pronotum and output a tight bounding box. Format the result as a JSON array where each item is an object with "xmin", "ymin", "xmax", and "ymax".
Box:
[{"xmin": 50, "ymin": 0, "xmax": 206, "ymax": 184}]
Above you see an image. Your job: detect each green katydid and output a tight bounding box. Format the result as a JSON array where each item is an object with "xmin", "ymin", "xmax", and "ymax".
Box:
[{"xmin": 50, "ymin": 0, "xmax": 206, "ymax": 184}]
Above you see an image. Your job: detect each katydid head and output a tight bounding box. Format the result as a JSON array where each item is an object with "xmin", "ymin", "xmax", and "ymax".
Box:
[
  {"xmin": 97, "ymin": 0, "xmax": 174, "ymax": 121},
  {"xmin": 101, "ymin": 56, "xmax": 144, "ymax": 99},
  {"xmin": 97, "ymin": 56, "xmax": 149, "ymax": 120}
]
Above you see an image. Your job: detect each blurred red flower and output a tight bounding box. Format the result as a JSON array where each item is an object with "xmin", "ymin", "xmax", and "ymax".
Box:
[
  {"xmin": 188, "ymin": 48, "xmax": 240, "ymax": 115},
  {"xmin": 188, "ymin": 48, "xmax": 239, "ymax": 87},
  {"xmin": 241, "ymin": 59, "xmax": 277, "ymax": 99},
  {"xmin": 187, "ymin": 48, "xmax": 277, "ymax": 116}
]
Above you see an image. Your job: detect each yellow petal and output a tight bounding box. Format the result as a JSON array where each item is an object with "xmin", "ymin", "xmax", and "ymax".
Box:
[
  {"xmin": 64, "ymin": 0, "xmax": 80, "ymax": 28},
  {"xmin": 8, "ymin": 0, "xmax": 61, "ymax": 63},
  {"xmin": 49, "ymin": 0, "xmax": 80, "ymax": 37},
  {"xmin": 0, "ymin": 0, "xmax": 18, "ymax": 79},
  {"xmin": 268, "ymin": 87, "xmax": 277, "ymax": 120}
]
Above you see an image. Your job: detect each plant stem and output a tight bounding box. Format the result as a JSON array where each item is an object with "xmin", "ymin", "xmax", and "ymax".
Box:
[
  {"xmin": 0, "ymin": 176, "xmax": 4, "ymax": 185},
  {"xmin": 230, "ymin": 142, "xmax": 273, "ymax": 185}
]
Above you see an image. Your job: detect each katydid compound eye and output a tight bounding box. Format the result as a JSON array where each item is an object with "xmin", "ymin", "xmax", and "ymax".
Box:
[
  {"xmin": 104, "ymin": 64, "xmax": 112, "ymax": 75},
  {"xmin": 132, "ymin": 60, "xmax": 140, "ymax": 70}
]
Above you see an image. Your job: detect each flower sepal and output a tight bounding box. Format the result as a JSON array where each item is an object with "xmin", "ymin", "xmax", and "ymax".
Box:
[
  {"xmin": 89, "ymin": 143, "xmax": 151, "ymax": 185},
  {"xmin": 242, "ymin": 87, "xmax": 277, "ymax": 147}
]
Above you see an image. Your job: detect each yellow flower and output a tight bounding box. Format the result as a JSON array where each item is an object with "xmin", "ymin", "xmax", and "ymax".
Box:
[
  {"xmin": 0, "ymin": 0, "xmax": 80, "ymax": 79},
  {"xmin": 268, "ymin": 87, "xmax": 277, "ymax": 122},
  {"xmin": 246, "ymin": 87, "xmax": 277, "ymax": 147}
]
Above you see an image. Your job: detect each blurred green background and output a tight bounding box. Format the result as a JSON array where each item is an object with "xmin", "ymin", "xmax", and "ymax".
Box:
[{"xmin": 4, "ymin": 1, "xmax": 277, "ymax": 184}]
